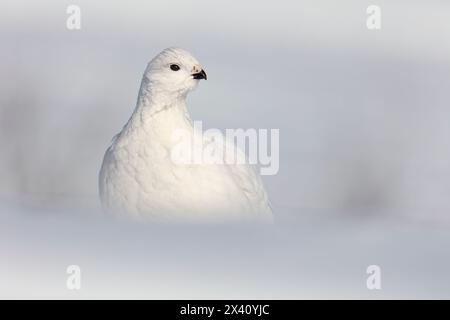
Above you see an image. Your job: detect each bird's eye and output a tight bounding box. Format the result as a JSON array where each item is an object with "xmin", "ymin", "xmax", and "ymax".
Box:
[{"xmin": 170, "ymin": 64, "xmax": 180, "ymax": 71}]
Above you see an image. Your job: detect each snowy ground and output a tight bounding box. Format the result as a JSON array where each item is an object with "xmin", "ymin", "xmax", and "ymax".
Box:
[{"xmin": 1, "ymin": 202, "xmax": 449, "ymax": 299}]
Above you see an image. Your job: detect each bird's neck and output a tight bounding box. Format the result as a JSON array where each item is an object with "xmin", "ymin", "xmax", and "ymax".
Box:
[{"xmin": 122, "ymin": 79, "xmax": 193, "ymax": 144}]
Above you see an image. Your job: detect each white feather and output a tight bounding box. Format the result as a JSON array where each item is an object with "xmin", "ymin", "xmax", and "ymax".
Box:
[{"xmin": 99, "ymin": 48, "xmax": 272, "ymax": 222}]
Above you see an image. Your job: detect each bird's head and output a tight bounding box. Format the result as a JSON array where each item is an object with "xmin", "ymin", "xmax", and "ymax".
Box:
[{"xmin": 144, "ymin": 47, "xmax": 207, "ymax": 99}]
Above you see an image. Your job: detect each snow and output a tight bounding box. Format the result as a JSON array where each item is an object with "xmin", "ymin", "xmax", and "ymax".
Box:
[
  {"xmin": 1, "ymin": 203, "xmax": 450, "ymax": 299},
  {"xmin": 1, "ymin": 0, "xmax": 450, "ymax": 299}
]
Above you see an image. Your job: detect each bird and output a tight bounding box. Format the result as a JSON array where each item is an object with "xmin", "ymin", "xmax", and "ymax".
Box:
[{"xmin": 99, "ymin": 47, "xmax": 272, "ymax": 223}]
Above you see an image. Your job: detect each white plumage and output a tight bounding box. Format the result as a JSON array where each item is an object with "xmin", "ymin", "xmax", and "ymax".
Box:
[{"xmin": 99, "ymin": 48, "xmax": 272, "ymax": 222}]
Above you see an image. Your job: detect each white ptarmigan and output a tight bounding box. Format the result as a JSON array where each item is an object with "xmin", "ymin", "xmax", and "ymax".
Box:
[{"xmin": 99, "ymin": 48, "xmax": 272, "ymax": 223}]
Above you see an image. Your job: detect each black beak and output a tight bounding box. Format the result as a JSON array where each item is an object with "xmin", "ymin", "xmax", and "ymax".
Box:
[{"xmin": 192, "ymin": 69, "xmax": 207, "ymax": 80}]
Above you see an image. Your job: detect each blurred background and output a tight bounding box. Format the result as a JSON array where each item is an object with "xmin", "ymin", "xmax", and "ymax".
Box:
[{"xmin": 1, "ymin": 0, "xmax": 450, "ymax": 299}]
